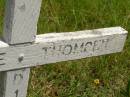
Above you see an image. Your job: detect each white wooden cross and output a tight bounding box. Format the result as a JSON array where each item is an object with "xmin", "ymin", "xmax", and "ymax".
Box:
[{"xmin": 0, "ymin": 0, "xmax": 128, "ymax": 97}]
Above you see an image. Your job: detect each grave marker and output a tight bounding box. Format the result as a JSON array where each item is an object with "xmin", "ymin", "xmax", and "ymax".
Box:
[{"xmin": 0, "ymin": 0, "xmax": 128, "ymax": 97}]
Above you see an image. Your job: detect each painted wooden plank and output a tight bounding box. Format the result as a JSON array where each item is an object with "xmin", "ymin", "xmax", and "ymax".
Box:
[
  {"xmin": 2, "ymin": 0, "xmax": 42, "ymax": 97},
  {"xmin": 0, "ymin": 68, "xmax": 30, "ymax": 97},
  {"xmin": 3, "ymin": 0, "xmax": 42, "ymax": 44},
  {"xmin": 0, "ymin": 27, "xmax": 127, "ymax": 71}
]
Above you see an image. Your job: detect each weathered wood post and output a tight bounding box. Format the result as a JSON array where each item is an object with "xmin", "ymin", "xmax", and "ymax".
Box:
[
  {"xmin": 1, "ymin": 0, "xmax": 42, "ymax": 97},
  {"xmin": 0, "ymin": 0, "xmax": 128, "ymax": 97}
]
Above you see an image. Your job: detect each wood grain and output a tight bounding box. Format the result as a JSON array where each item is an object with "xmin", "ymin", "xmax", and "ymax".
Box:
[
  {"xmin": 1, "ymin": 0, "xmax": 42, "ymax": 97},
  {"xmin": 3, "ymin": 0, "xmax": 42, "ymax": 44},
  {"xmin": 0, "ymin": 27, "xmax": 127, "ymax": 71}
]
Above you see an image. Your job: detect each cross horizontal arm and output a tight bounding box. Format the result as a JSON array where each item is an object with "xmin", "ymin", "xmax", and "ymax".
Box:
[{"xmin": 0, "ymin": 27, "xmax": 127, "ymax": 71}]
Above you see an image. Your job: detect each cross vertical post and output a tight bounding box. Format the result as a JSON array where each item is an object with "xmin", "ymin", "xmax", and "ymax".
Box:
[{"xmin": 0, "ymin": 0, "xmax": 42, "ymax": 97}]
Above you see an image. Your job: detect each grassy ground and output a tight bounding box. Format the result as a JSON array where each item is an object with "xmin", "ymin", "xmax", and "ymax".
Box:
[{"xmin": 1, "ymin": 0, "xmax": 130, "ymax": 97}]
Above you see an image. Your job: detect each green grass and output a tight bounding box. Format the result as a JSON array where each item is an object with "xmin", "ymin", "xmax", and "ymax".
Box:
[
  {"xmin": 0, "ymin": 0, "xmax": 4, "ymax": 36},
  {"xmin": 1, "ymin": 0, "xmax": 130, "ymax": 97}
]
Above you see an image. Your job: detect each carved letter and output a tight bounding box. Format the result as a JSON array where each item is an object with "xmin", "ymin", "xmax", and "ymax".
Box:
[{"xmin": 62, "ymin": 45, "xmax": 72, "ymax": 55}]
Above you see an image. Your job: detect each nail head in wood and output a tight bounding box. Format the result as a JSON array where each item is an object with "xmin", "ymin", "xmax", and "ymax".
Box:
[{"xmin": 18, "ymin": 53, "xmax": 24, "ymax": 62}]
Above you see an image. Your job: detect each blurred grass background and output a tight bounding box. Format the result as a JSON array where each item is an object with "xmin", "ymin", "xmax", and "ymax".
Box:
[{"xmin": 1, "ymin": 0, "xmax": 130, "ymax": 97}]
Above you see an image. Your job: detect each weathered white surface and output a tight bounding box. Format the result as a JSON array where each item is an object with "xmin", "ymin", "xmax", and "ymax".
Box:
[
  {"xmin": 1, "ymin": 68, "xmax": 30, "ymax": 97},
  {"xmin": 3, "ymin": 0, "xmax": 42, "ymax": 44},
  {"xmin": 0, "ymin": 27, "xmax": 127, "ymax": 71},
  {"xmin": 1, "ymin": 0, "xmax": 42, "ymax": 97}
]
